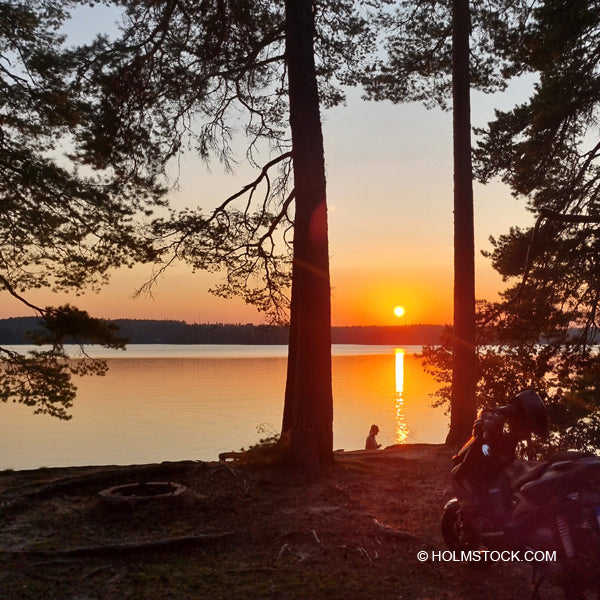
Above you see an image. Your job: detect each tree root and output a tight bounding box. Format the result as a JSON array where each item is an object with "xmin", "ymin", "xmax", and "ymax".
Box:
[
  {"xmin": 371, "ymin": 518, "xmax": 419, "ymax": 540},
  {"xmin": 3, "ymin": 532, "xmax": 235, "ymax": 559}
]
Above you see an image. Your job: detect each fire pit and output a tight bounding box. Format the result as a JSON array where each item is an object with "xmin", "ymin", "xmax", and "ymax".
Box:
[{"xmin": 99, "ymin": 481, "xmax": 188, "ymax": 507}]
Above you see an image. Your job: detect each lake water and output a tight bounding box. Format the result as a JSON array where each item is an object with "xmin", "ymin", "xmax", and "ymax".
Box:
[{"xmin": 0, "ymin": 345, "xmax": 448, "ymax": 470}]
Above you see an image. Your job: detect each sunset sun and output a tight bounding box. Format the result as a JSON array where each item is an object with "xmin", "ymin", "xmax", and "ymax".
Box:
[{"xmin": 394, "ymin": 306, "xmax": 405, "ymax": 318}]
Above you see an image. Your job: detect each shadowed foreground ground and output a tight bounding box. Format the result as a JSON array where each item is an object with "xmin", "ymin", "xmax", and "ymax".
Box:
[{"xmin": 0, "ymin": 445, "xmax": 562, "ymax": 599}]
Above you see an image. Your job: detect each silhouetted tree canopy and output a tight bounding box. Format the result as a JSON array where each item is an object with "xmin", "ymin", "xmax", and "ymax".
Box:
[
  {"xmin": 364, "ymin": 0, "xmax": 600, "ymax": 447},
  {"xmin": 421, "ymin": 1, "xmax": 600, "ymax": 453},
  {"xmin": 476, "ymin": 0, "xmax": 600, "ymax": 340},
  {"xmin": 361, "ymin": 0, "xmax": 530, "ymax": 445},
  {"xmin": 71, "ymin": 0, "xmax": 376, "ymax": 324},
  {"xmin": 362, "ymin": 0, "xmax": 531, "ymax": 108},
  {"xmin": 0, "ymin": 1, "xmax": 162, "ymax": 418}
]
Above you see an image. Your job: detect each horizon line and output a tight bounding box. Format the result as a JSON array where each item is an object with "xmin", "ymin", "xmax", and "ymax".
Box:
[{"xmin": 1, "ymin": 315, "xmax": 450, "ymax": 328}]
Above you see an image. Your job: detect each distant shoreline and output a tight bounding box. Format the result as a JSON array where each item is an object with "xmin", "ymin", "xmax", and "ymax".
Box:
[{"xmin": 0, "ymin": 317, "xmax": 445, "ymax": 346}]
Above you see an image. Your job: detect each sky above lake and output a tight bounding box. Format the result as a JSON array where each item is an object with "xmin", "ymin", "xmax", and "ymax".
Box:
[{"xmin": 1, "ymin": 5, "xmax": 535, "ymax": 327}]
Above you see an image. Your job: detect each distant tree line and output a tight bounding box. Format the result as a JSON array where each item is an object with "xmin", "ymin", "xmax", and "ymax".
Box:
[{"xmin": 0, "ymin": 318, "xmax": 443, "ymax": 346}]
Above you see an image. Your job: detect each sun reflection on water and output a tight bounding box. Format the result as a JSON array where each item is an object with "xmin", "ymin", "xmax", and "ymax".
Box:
[{"xmin": 395, "ymin": 348, "xmax": 409, "ymax": 443}]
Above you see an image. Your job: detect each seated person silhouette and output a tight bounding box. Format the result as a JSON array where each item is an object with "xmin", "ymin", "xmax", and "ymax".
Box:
[{"xmin": 365, "ymin": 424, "xmax": 381, "ymax": 450}]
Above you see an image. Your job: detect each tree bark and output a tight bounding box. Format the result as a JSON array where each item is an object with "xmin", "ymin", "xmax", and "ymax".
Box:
[
  {"xmin": 446, "ymin": 0, "xmax": 477, "ymax": 448},
  {"xmin": 281, "ymin": 0, "xmax": 333, "ymax": 474}
]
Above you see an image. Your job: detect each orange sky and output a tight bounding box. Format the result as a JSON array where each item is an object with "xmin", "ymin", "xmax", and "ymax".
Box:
[
  {"xmin": 1, "ymin": 9, "xmax": 534, "ymax": 327},
  {"xmin": 0, "ymin": 215, "xmax": 513, "ymax": 328}
]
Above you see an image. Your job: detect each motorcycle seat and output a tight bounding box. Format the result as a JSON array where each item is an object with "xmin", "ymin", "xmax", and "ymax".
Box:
[
  {"xmin": 519, "ymin": 457, "xmax": 600, "ymax": 504},
  {"xmin": 511, "ymin": 452, "xmax": 597, "ymax": 494}
]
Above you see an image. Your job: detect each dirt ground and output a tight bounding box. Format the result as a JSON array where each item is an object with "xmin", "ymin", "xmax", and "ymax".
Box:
[{"xmin": 0, "ymin": 444, "xmax": 563, "ymax": 599}]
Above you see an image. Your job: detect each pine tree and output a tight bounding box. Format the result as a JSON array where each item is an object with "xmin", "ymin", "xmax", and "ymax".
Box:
[
  {"xmin": 74, "ymin": 0, "xmax": 375, "ymax": 473},
  {"xmin": 0, "ymin": 1, "xmax": 162, "ymax": 418},
  {"xmin": 363, "ymin": 0, "xmax": 531, "ymax": 445}
]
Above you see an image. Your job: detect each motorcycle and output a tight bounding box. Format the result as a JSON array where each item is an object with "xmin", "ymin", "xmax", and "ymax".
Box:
[{"xmin": 441, "ymin": 391, "xmax": 600, "ymax": 600}]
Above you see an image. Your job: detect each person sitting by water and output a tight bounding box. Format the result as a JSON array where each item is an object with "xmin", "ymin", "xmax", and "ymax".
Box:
[{"xmin": 365, "ymin": 424, "xmax": 381, "ymax": 450}]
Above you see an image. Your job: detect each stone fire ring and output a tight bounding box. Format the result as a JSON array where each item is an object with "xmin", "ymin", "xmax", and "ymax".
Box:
[{"xmin": 99, "ymin": 481, "xmax": 188, "ymax": 507}]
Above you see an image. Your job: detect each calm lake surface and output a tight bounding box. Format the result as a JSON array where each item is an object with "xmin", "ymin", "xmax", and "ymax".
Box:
[{"xmin": 0, "ymin": 345, "xmax": 448, "ymax": 470}]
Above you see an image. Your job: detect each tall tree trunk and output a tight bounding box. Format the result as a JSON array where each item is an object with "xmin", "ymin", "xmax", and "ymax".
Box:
[
  {"xmin": 446, "ymin": 0, "xmax": 477, "ymax": 448},
  {"xmin": 281, "ymin": 0, "xmax": 334, "ymax": 474}
]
